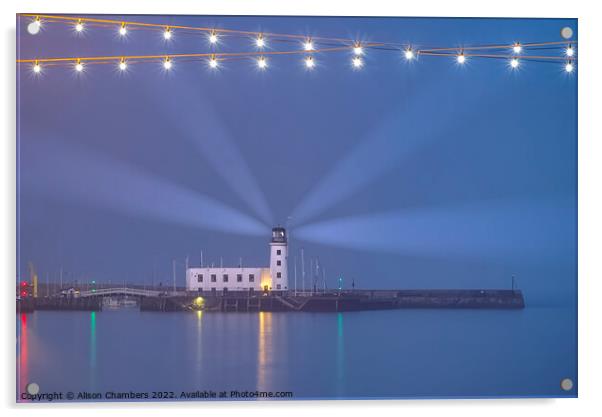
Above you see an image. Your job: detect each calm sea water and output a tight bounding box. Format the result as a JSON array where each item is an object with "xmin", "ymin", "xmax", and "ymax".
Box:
[{"xmin": 17, "ymin": 307, "xmax": 577, "ymax": 401}]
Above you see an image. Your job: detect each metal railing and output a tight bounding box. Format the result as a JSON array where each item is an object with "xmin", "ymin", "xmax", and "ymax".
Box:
[{"xmin": 78, "ymin": 287, "xmax": 167, "ymax": 298}]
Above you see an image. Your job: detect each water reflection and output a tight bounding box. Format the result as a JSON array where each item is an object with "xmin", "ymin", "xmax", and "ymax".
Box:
[
  {"xmin": 18, "ymin": 313, "xmax": 28, "ymax": 400},
  {"xmin": 257, "ymin": 312, "xmax": 272, "ymax": 391},
  {"xmin": 195, "ymin": 311, "xmax": 203, "ymax": 381},
  {"xmin": 337, "ymin": 313, "xmax": 345, "ymax": 396},
  {"xmin": 89, "ymin": 312, "xmax": 97, "ymax": 390}
]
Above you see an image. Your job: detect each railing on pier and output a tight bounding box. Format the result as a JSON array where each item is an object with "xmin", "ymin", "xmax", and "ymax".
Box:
[{"xmin": 77, "ymin": 287, "xmax": 181, "ymax": 298}]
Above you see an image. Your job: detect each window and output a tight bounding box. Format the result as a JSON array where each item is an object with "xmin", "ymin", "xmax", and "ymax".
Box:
[
  {"xmin": 249, "ymin": 274, "xmax": 255, "ymax": 282},
  {"xmin": 277, "ymin": 272, "xmax": 282, "ymax": 278},
  {"xmin": 277, "ymin": 260, "xmax": 281, "ymax": 266},
  {"xmin": 277, "ymin": 284, "xmax": 281, "ymax": 289},
  {"xmin": 211, "ymin": 274, "xmax": 216, "ymax": 282},
  {"xmin": 237, "ymin": 274, "xmax": 243, "ymax": 282},
  {"xmin": 277, "ymin": 249, "xmax": 281, "ymax": 255},
  {"xmin": 223, "ymin": 274, "xmax": 228, "ymax": 282},
  {"xmin": 197, "ymin": 274, "xmax": 203, "ymax": 283}
]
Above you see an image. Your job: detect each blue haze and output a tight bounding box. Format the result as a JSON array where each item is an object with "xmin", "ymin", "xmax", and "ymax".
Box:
[{"xmin": 16, "ymin": 15, "xmax": 577, "ymax": 399}]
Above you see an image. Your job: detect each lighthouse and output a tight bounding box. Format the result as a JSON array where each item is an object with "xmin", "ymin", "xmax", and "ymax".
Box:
[
  {"xmin": 186, "ymin": 226, "xmax": 289, "ymax": 293},
  {"xmin": 269, "ymin": 226, "xmax": 288, "ymax": 291}
]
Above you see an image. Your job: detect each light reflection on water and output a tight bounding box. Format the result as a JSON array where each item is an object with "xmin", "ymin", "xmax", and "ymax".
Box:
[
  {"xmin": 337, "ymin": 312, "xmax": 345, "ymax": 396},
  {"xmin": 16, "ymin": 308, "xmax": 577, "ymax": 400},
  {"xmin": 90, "ymin": 312, "xmax": 97, "ymax": 390},
  {"xmin": 17, "ymin": 314, "xmax": 28, "ymax": 397},
  {"xmin": 195, "ymin": 311, "xmax": 203, "ymax": 383},
  {"xmin": 257, "ymin": 312, "xmax": 270, "ymax": 391}
]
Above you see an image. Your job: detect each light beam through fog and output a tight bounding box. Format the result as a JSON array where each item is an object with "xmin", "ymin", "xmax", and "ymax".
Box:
[
  {"xmin": 294, "ymin": 198, "xmax": 575, "ymax": 262},
  {"xmin": 290, "ymin": 82, "xmax": 481, "ymax": 226},
  {"xmin": 20, "ymin": 137, "xmax": 268, "ymax": 236},
  {"xmin": 159, "ymin": 73, "xmax": 273, "ymax": 225}
]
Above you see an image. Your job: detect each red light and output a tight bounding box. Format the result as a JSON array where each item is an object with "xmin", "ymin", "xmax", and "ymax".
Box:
[
  {"xmin": 21, "ymin": 282, "xmax": 28, "ymax": 287},
  {"xmin": 21, "ymin": 291, "xmax": 28, "ymax": 297}
]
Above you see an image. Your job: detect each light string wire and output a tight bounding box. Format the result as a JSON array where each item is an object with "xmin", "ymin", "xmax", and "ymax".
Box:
[{"xmin": 17, "ymin": 14, "xmax": 577, "ymax": 68}]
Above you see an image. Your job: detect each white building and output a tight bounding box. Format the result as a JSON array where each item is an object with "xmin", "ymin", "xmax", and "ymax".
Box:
[{"xmin": 186, "ymin": 227, "xmax": 289, "ymax": 293}]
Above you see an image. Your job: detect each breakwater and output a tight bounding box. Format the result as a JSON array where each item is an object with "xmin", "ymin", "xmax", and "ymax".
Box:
[
  {"xmin": 17, "ymin": 289, "xmax": 525, "ymax": 313},
  {"xmin": 142, "ymin": 289, "xmax": 525, "ymax": 312}
]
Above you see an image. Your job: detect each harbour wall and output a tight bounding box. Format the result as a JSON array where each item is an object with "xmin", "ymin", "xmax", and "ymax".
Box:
[{"xmin": 17, "ymin": 289, "xmax": 525, "ymax": 313}]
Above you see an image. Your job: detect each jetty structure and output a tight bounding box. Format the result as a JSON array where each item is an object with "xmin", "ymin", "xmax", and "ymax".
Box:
[
  {"xmin": 17, "ymin": 227, "xmax": 525, "ymax": 313},
  {"xmin": 161, "ymin": 226, "xmax": 524, "ymax": 312}
]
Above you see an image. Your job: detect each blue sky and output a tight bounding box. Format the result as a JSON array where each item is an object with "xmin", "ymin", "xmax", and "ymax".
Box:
[{"xmin": 17, "ymin": 15, "xmax": 577, "ymax": 306}]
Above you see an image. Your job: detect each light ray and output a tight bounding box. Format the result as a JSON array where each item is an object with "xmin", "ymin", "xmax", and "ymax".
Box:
[
  {"xmin": 294, "ymin": 198, "xmax": 575, "ymax": 262},
  {"xmin": 159, "ymin": 73, "xmax": 273, "ymax": 224},
  {"xmin": 290, "ymin": 81, "xmax": 479, "ymax": 226},
  {"xmin": 21, "ymin": 138, "xmax": 268, "ymax": 236}
]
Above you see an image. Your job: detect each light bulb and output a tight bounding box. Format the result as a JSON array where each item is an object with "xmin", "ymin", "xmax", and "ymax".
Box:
[
  {"xmin": 565, "ymin": 62, "xmax": 574, "ymax": 73},
  {"xmin": 566, "ymin": 46, "xmax": 574, "ymax": 57},
  {"xmin": 256, "ymin": 35, "xmax": 265, "ymax": 48}
]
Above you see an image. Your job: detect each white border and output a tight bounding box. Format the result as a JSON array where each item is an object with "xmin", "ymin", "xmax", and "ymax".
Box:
[{"xmin": 2, "ymin": 1, "xmax": 600, "ymax": 416}]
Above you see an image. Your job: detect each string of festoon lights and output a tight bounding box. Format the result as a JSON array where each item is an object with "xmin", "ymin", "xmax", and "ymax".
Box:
[{"xmin": 18, "ymin": 14, "xmax": 577, "ymax": 75}]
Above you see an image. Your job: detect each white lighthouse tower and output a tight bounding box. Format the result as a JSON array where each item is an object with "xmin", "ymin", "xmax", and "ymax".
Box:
[{"xmin": 269, "ymin": 226, "xmax": 288, "ymax": 291}]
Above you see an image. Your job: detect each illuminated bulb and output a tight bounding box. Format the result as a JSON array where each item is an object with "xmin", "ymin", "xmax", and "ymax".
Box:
[
  {"xmin": 164, "ymin": 28, "xmax": 172, "ymax": 40},
  {"xmin": 257, "ymin": 56, "xmax": 267, "ymax": 69},
  {"xmin": 119, "ymin": 60, "xmax": 127, "ymax": 71},
  {"xmin": 513, "ymin": 43, "xmax": 522, "ymax": 54},
  {"xmin": 304, "ymin": 40, "xmax": 314, "ymax": 51},
  {"xmin": 404, "ymin": 48, "xmax": 414, "ymax": 60},
  {"xmin": 305, "ymin": 56, "xmax": 315, "ymax": 69},
  {"xmin": 510, "ymin": 58, "xmax": 519, "ymax": 68},
  {"xmin": 209, "ymin": 56, "xmax": 218, "ymax": 69},
  {"xmin": 566, "ymin": 46, "xmax": 574, "ymax": 57},
  {"xmin": 33, "ymin": 63, "xmax": 41, "ymax": 73},
  {"xmin": 352, "ymin": 56, "xmax": 363, "ymax": 68},
  {"xmin": 75, "ymin": 21, "xmax": 84, "ymax": 32},
  {"xmin": 565, "ymin": 62, "xmax": 574, "ymax": 73},
  {"xmin": 457, "ymin": 54, "xmax": 466, "ymax": 64},
  {"xmin": 119, "ymin": 24, "xmax": 127, "ymax": 36},
  {"xmin": 256, "ymin": 35, "xmax": 265, "ymax": 48},
  {"xmin": 353, "ymin": 44, "xmax": 363, "ymax": 56},
  {"xmin": 209, "ymin": 32, "xmax": 218, "ymax": 44},
  {"xmin": 75, "ymin": 61, "xmax": 84, "ymax": 72},
  {"xmin": 163, "ymin": 58, "xmax": 172, "ymax": 70}
]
